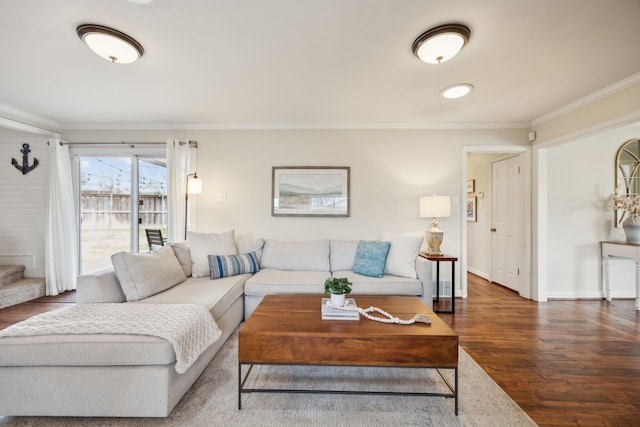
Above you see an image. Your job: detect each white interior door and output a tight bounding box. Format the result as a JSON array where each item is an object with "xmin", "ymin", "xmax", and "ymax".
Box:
[{"xmin": 491, "ymin": 155, "xmax": 522, "ymax": 293}]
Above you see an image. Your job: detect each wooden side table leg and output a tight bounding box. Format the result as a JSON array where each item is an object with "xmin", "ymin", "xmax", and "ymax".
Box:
[{"xmin": 602, "ymin": 256, "xmax": 612, "ymax": 301}]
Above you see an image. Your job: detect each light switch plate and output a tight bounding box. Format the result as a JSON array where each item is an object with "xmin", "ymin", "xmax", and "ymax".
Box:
[{"xmin": 216, "ymin": 193, "xmax": 227, "ymax": 203}]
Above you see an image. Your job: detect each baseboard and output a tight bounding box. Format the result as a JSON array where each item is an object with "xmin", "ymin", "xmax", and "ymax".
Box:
[{"xmin": 467, "ymin": 267, "xmax": 489, "ymax": 281}]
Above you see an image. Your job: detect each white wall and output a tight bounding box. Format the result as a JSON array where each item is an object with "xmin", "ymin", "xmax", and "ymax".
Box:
[
  {"xmin": 63, "ymin": 127, "xmax": 529, "ymax": 296},
  {"xmin": 546, "ymin": 124, "xmax": 640, "ymax": 298},
  {"xmin": 0, "ymin": 131, "xmax": 49, "ymax": 277}
]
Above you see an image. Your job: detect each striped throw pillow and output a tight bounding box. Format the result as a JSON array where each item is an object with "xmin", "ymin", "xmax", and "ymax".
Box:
[{"xmin": 208, "ymin": 252, "xmax": 260, "ymax": 279}]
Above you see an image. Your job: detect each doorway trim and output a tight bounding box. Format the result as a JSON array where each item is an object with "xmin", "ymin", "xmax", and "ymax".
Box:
[{"xmin": 460, "ymin": 145, "xmax": 532, "ymax": 300}]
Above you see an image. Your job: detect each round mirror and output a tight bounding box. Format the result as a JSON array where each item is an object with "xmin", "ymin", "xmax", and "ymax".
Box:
[{"xmin": 615, "ymin": 138, "xmax": 640, "ymax": 225}]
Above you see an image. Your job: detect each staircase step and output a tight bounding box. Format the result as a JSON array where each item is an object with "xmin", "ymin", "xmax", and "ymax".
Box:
[
  {"xmin": 0, "ymin": 265, "xmax": 26, "ymax": 288},
  {"xmin": 0, "ymin": 278, "xmax": 46, "ymax": 309}
]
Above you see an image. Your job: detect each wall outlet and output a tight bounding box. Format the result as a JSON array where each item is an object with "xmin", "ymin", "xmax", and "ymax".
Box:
[{"xmin": 216, "ymin": 193, "xmax": 227, "ymax": 203}]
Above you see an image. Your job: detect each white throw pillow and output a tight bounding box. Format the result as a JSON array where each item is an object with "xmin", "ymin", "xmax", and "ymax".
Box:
[
  {"xmin": 381, "ymin": 232, "xmax": 424, "ymax": 279},
  {"xmin": 188, "ymin": 230, "xmax": 238, "ymax": 277},
  {"xmin": 236, "ymin": 238, "xmax": 265, "ymax": 261},
  {"xmin": 111, "ymin": 245, "xmax": 187, "ymax": 301}
]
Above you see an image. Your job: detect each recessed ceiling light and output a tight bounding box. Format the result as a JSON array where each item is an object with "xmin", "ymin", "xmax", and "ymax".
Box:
[
  {"xmin": 76, "ymin": 24, "xmax": 144, "ymax": 64},
  {"xmin": 440, "ymin": 83, "xmax": 474, "ymax": 99},
  {"xmin": 412, "ymin": 24, "xmax": 470, "ymax": 64}
]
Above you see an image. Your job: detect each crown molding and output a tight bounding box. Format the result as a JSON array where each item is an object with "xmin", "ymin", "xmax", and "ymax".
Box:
[
  {"xmin": 0, "ymin": 103, "xmax": 61, "ymax": 136},
  {"xmin": 531, "ymin": 72, "xmax": 640, "ymax": 128},
  {"xmin": 61, "ymin": 121, "xmax": 531, "ymax": 131}
]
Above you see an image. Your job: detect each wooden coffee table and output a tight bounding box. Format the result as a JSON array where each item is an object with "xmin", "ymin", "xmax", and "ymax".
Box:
[{"xmin": 238, "ymin": 294, "xmax": 459, "ymax": 414}]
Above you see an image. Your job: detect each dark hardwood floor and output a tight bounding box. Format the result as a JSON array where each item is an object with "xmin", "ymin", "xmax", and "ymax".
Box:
[{"xmin": 1, "ymin": 276, "xmax": 639, "ymax": 426}]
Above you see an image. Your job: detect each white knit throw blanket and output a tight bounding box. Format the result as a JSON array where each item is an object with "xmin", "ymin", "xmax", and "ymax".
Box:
[{"xmin": 0, "ymin": 303, "xmax": 221, "ymax": 374}]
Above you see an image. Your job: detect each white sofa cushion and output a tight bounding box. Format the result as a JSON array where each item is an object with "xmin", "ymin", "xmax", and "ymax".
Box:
[
  {"xmin": 330, "ymin": 239, "xmax": 359, "ymax": 272},
  {"xmin": 260, "ymin": 239, "xmax": 330, "ymax": 271},
  {"xmin": 381, "ymin": 232, "xmax": 424, "ymax": 279},
  {"xmin": 111, "ymin": 246, "xmax": 187, "ymax": 302},
  {"xmin": 188, "ymin": 230, "xmax": 237, "ymax": 278},
  {"xmin": 244, "ymin": 269, "xmax": 329, "ymax": 295},
  {"xmin": 332, "ymin": 270, "xmax": 423, "ymax": 295}
]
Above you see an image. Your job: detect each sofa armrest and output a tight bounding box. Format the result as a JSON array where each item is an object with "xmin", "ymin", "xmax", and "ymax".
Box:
[
  {"xmin": 415, "ymin": 257, "xmax": 433, "ymax": 310},
  {"xmin": 76, "ymin": 268, "xmax": 126, "ymax": 304}
]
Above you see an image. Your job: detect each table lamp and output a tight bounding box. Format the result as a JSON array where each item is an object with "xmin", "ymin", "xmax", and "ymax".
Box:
[{"xmin": 419, "ymin": 195, "xmax": 451, "ymax": 255}]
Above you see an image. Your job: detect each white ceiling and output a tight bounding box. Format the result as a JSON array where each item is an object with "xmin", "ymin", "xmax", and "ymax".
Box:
[{"xmin": 1, "ymin": 0, "xmax": 640, "ymax": 131}]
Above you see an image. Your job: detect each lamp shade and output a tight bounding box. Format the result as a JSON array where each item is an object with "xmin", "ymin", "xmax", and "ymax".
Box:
[
  {"xmin": 187, "ymin": 175, "xmax": 202, "ymax": 194},
  {"xmin": 419, "ymin": 196, "xmax": 451, "ymax": 218}
]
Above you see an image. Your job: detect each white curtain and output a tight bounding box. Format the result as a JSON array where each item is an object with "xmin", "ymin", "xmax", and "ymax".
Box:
[
  {"xmin": 166, "ymin": 139, "xmax": 196, "ymax": 242},
  {"xmin": 45, "ymin": 139, "xmax": 78, "ymax": 295}
]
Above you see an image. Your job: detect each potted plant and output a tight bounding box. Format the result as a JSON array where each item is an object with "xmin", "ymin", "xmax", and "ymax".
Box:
[{"xmin": 324, "ymin": 277, "xmax": 352, "ymax": 307}]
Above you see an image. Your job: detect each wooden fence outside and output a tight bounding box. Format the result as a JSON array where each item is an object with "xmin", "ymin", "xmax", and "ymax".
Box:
[{"xmin": 81, "ymin": 193, "xmax": 167, "ymax": 228}]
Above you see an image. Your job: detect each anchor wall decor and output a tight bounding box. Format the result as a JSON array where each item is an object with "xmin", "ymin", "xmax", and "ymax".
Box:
[{"xmin": 12, "ymin": 143, "xmax": 39, "ymax": 175}]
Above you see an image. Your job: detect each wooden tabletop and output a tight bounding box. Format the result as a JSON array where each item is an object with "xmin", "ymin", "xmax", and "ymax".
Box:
[
  {"xmin": 419, "ymin": 252, "xmax": 458, "ymax": 261},
  {"xmin": 238, "ymin": 294, "xmax": 458, "ymax": 367}
]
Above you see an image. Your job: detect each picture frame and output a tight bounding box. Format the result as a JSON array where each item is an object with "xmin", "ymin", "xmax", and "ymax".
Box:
[
  {"xmin": 272, "ymin": 166, "xmax": 350, "ymax": 217},
  {"xmin": 466, "ymin": 179, "xmax": 475, "ymax": 193},
  {"xmin": 466, "ymin": 197, "xmax": 477, "ymax": 222}
]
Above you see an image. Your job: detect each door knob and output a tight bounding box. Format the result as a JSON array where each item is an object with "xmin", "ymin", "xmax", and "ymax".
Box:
[{"xmin": 490, "ymin": 228, "xmax": 496, "ymax": 232}]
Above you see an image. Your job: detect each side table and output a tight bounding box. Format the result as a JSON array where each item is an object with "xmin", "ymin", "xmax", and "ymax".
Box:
[
  {"xmin": 600, "ymin": 241, "xmax": 640, "ymax": 310},
  {"xmin": 419, "ymin": 253, "xmax": 457, "ymax": 314}
]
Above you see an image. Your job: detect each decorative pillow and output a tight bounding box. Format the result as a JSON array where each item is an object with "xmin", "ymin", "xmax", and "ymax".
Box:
[
  {"xmin": 236, "ymin": 238, "xmax": 265, "ymax": 262},
  {"xmin": 352, "ymin": 240, "xmax": 392, "ymax": 278},
  {"xmin": 381, "ymin": 232, "xmax": 424, "ymax": 279},
  {"xmin": 188, "ymin": 230, "xmax": 237, "ymax": 278},
  {"xmin": 169, "ymin": 242, "xmax": 192, "ymax": 277},
  {"xmin": 208, "ymin": 252, "xmax": 260, "ymax": 279},
  {"xmin": 111, "ymin": 245, "xmax": 187, "ymax": 301}
]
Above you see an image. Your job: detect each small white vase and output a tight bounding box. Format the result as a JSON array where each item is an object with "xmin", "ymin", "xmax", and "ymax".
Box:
[
  {"xmin": 623, "ymin": 217, "xmax": 640, "ymax": 244},
  {"xmin": 330, "ymin": 293, "xmax": 346, "ymax": 307}
]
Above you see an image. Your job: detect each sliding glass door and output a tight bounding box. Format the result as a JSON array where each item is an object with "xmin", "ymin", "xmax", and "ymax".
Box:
[{"xmin": 77, "ymin": 155, "xmax": 167, "ymax": 274}]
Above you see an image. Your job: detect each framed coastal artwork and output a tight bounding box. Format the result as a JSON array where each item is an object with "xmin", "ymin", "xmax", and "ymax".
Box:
[{"xmin": 272, "ymin": 166, "xmax": 350, "ymax": 217}]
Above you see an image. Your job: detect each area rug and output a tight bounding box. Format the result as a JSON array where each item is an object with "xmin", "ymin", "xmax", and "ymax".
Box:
[{"xmin": 0, "ymin": 329, "xmax": 537, "ymax": 426}]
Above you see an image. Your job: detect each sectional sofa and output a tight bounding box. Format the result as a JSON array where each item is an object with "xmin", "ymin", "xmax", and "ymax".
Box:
[{"xmin": 0, "ymin": 231, "xmax": 433, "ymax": 418}]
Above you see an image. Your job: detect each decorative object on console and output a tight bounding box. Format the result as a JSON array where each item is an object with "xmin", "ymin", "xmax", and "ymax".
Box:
[
  {"xmin": 11, "ymin": 143, "xmax": 39, "ymax": 175},
  {"xmin": 184, "ymin": 172, "xmax": 202, "ymax": 239},
  {"xmin": 76, "ymin": 24, "xmax": 144, "ymax": 64},
  {"xmin": 611, "ymin": 186, "xmax": 640, "ymax": 243},
  {"xmin": 323, "ymin": 277, "xmax": 352, "ymax": 307},
  {"xmin": 419, "ymin": 195, "xmax": 451, "ymax": 255},
  {"xmin": 272, "ymin": 166, "xmax": 350, "ymax": 217}
]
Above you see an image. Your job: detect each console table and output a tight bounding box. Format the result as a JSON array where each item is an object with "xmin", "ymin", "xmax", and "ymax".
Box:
[
  {"xmin": 600, "ymin": 241, "xmax": 640, "ymax": 310},
  {"xmin": 419, "ymin": 253, "xmax": 457, "ymax": 314}
]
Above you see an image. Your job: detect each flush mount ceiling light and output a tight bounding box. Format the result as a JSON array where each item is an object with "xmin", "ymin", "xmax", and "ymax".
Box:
[
  {"xmin": 440, "ymin": 83, "xmax": 474, "ymax": 99},
  {"xmin": 412, "ymin": 23, "xmax": 470, "ymax": 64},
  {"xmin": 76, "ymin": 24, "xmax": 144, "ymax": 64}
]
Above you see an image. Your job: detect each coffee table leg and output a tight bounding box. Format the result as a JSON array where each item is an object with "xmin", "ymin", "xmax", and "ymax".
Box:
[
  {"xmin": 238, "ymin": 363, "xmax": 242, "ymax": 410},
  {"xmin": 455, "ymin": 366, "xmax": 459, "ymax": 415}
]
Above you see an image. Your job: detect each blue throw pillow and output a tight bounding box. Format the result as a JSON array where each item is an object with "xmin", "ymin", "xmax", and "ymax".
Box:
[
  {"xmin": 352, "ymin": 240, "xmax": 391, "ymax": 278},
  {"xmin": 208, "ymin": 252, "xmax": 260, "ymax": 279}
]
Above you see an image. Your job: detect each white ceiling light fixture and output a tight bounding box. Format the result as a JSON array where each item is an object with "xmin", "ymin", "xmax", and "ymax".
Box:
[
  {"xmin": 76, "ymin": 24, "xmax": 144, "ymax": 64},
  {"xmin": 441, "ymin": 83, "xmax": 474, "ymax": 99},
  {"xmin": 412, "ymin": 23, "xmax": 470, "ymax": 64}
]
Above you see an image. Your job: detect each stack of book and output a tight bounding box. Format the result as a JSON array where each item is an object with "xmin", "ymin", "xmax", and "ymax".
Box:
[{"xmin": 321, "ymin": 298, "xmax": 360, "ymax": 321}]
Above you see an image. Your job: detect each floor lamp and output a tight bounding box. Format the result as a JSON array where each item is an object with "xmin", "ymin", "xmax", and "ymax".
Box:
[{"xmin": 184, "ymin": 172, "xmax": 202, "ymax": 240}]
